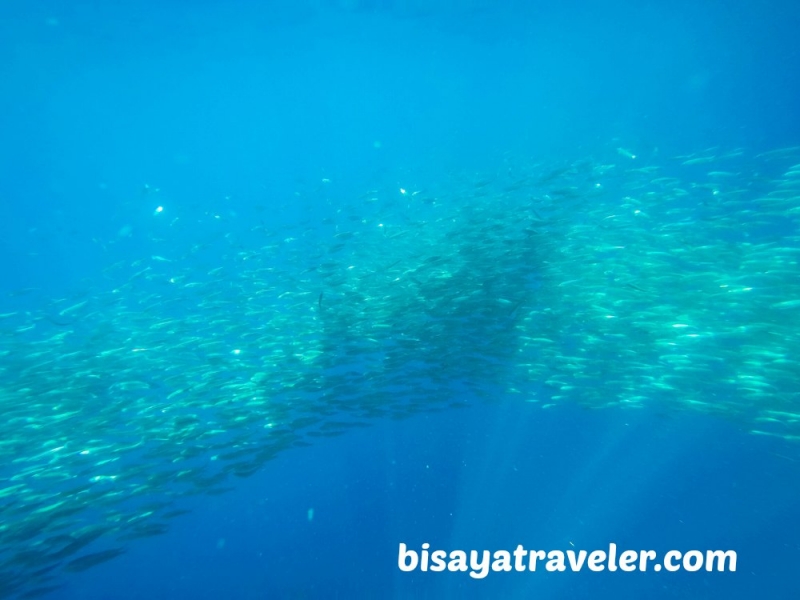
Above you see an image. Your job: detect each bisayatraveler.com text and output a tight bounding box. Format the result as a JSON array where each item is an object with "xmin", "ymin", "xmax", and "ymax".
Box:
[{"xmin": 398, "ymin": 543, "xmax": 737, "ymax": 579}]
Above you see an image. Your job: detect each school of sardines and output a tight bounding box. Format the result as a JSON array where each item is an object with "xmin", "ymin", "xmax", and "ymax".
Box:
[{"xmin": 1, "ymin": 143, "xmax": 799, "ymax": 596}]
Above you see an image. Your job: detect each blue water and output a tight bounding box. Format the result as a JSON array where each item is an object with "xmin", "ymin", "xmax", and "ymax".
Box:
[
  {"xmin": 44, "ymin": 403, "xmax": 800, "ymax": 598},
  {"xmin": 2, "ymin": 1, "xmax": 800, "ymax": 598}
]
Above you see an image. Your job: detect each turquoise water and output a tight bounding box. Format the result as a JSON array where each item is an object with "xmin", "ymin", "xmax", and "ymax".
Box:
[{"xmin": 1, "ymin": 1, "xmax": 799, "ymax": 598}]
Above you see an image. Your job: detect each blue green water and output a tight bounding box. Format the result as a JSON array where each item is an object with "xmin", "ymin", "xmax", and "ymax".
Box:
[{"xmin": 2, "ymin": 1, "xmax": 800, "ymax": 598}]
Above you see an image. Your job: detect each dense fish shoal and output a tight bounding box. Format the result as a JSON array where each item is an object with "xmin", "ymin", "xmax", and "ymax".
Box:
[{"xmin": 1, "ymin": 143, "xmax": 799, "ymax": 596}]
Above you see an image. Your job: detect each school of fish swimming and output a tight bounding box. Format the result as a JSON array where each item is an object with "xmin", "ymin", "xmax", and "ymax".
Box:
[{"xmin": 1, "ymin": 143, "xmax": 799, "ymax": 597}]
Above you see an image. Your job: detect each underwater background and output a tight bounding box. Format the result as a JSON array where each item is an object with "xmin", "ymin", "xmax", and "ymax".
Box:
[{"xmin": 1, "ymin": 0, "xmax": 800, "ymax": 598}]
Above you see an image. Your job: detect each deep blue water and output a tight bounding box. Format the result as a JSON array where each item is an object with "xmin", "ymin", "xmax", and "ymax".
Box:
[
  {"xmin": 46, "ymin": 403, "xmax": 800, "ymax": 599},
  {"xmin": 2, "ymin": 1, "xmax": 800, "ymax": 598}
]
